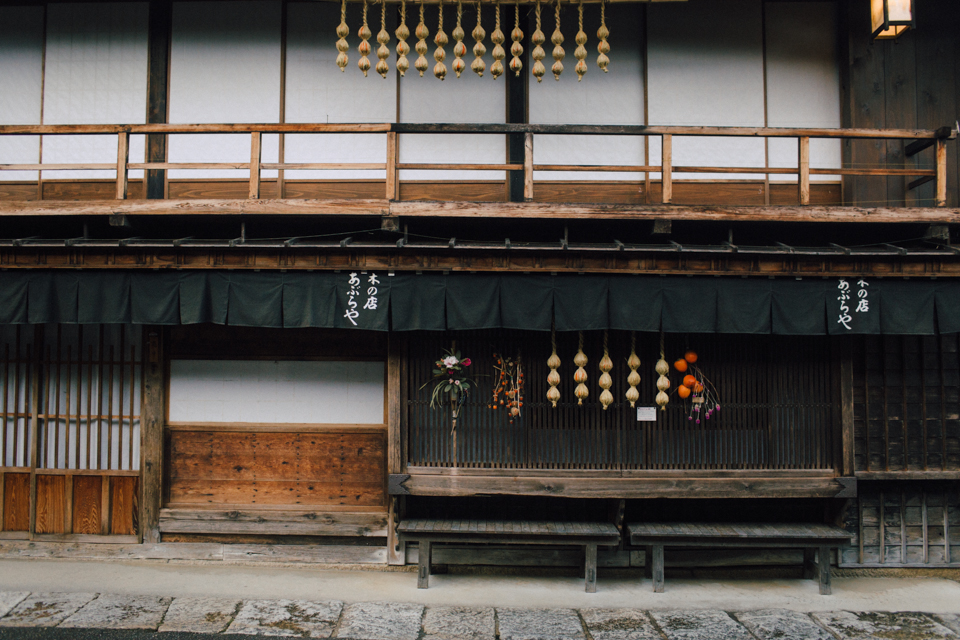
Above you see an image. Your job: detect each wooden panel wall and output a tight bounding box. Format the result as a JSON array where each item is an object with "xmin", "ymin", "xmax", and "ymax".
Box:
[
  {"xmin": 841, "ymin": 481, "xmax": 960, "ymax": 567},
  {"xmin": 165, "ymin": 430, "xmax": 386, "ymax": 510},
  {"xmin": 853, "ymin": 335, "xmax": 960, "ymax": 473},
  {"xmin": 842, "ymin": 0, "xmax": 959, "ymax": 208}
]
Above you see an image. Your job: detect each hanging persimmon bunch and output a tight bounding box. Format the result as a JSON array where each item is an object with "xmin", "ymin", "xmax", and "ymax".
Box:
[
  {"xmin": 415, "ymin": 1, "xmax": 430, "ymax": 76},
  {"xmin": 625, "ymin": 333, "xmax": 640, "ymax": 407},
  {"xmin": 376, "ymin": 0, "xmax": 391, "ymax": 78},
  {"xmin": 452, "ymin": 0, "xmax": 467, "ymax": 77},
  {"xmin": 550, "ymin": 0, "xmax": 564, "ymax": 80},
  {"xmin": 574, "ymin": 331, "xmax": 589, "ymax": 405},
  {"xmin": 358, "ymin": 0, "xmax": 372, "ymax": 76},
  {"xmin": 674, "ymin": 349, "xmax": 721, "ymax": 424},
  {"xmin": 434, "ymin": 0, "xmax": 449, "ymax": 79},
  {"xmin": 531, "ymin": 1, "xmax": 546, "ymax": 82},
  {"xmin": 598, "ymin": 331, "xmax": 613, "ymax": 410},
  {"xmin": 510, "ymin": 0, "xmax": 524, "ymax": 76},
  {"xmin": 597, "ymin": 0, "xmax": 610, "ymax": 72},
  {"xmin": 490, "ymin": 352, "xmax": 524, "ymax": 423},
  {"xmin": 396, "ymin": 0, "xmax": 411, "ymax": 76},
  {"xmin": 336, "ymin": 0, "xmax": 350, "ymax": 71},
  {"xmin": 574, "ymin": 0, "xmax": 587, "ymax": 81},
  {"xmin": 472, "ymin": 1, "xmax": 486, "ymax": 77},
  {"xmin": 490, "ymin": 1, "xmax": 506, "ymax": 79},
  {"xmin": 547, "ymin": 326, "xmax": 561, "ymax": 407}
]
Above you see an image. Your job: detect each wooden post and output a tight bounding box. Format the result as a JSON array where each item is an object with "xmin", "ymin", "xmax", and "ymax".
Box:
[
  {"xmin": 523, "ymin": 132, "xmax": 534, "ymax": 201},
  {"xmin": 803, "ymin": 547, "xmax": 816, "ymax": 579},
  {"xmin": 63, "ymin": 473, "xmax": 73, "ymax": 534},
  {"xmin": 584, "ymin": 543, "xmax": 598, "ymax": 593},
  {"xmin": 0, "ymin": 471, "xmax": 5, "ymax": 532},
  {"xmin": 817, "ymin": 545, "xmax": 832, "ymax": 595},
  {"xmin": 27, "ymin": 326, "xmax": 42, "ymax": 540},
  {"xmin": 100, "ymin": 475, "xmax": 111, "ymax": 535},
  {"xmin": 145, "ymin": 0, "xmax": 172, "ymax": 200},
  {"xmin": 386, "ymin": 131, "xmax": 399, "ymax": 201},
  {"xmin": 651, "ymin": 543, "xmax": 664, "ymax": 592},
  {"xmin": 840, "ymin": 340, "xmax": 855, "ymax": 476},
  {"xmin": 116, "ymin": 132, "xmax": 129, "ymax": 200},
  {"xmin": 417, "ymin": 540, "xmax": 432, "ymax": 588},
  {"xmin": 248, "ymin": 132, "xmax": 262, "ymax": 199},
  {"xmin": 798, "ymin": 136, "xmax": 811, "ymax": 205},
  {"xmin": 140, "ymin": 329, "xmax": 164, "ymax": 544},
  {"xmin": 661, "ymin": 135, "xmax": 672, "ymax": 204},
  {"xmin": 935, "ymin": 138, "xmax": 947, "ymax": 207},
  {"xmin": 386, "ymin": 335, "xmax": 404, "ymax": 565}
]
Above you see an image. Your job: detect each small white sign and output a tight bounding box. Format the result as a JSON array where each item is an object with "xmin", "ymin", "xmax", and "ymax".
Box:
[{"xmin": 637, "ymin": 406, "xmax": 658, "ymax": 422}]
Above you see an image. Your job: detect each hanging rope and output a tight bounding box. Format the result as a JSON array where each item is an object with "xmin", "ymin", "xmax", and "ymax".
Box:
[
  {"xmin": 510, "ymin": 0, "xmax": 524, "ymax": 76},
  {"xmin": 452, "ymin": 0, "xmax": 466, "ymax": 77},
  {"xmin": 472, "ymin": 1, "xmax": 486, "ymax": 77},
  {"xmin": 597, "ymin": 0, "xmax": 609, "ymax": 72},
  {"xmin": 415, "ymin": 0, "xmax": 429, "ymax": 76},
  {"xmin": 434, "ymin": 0, "xmax": 448, "ymax": 80},
  {"xmin": 336, "ymin": 0, "xmax": 350, "ymax": 72},
  {"xmin": 491, "ymin": 0, "xmax": 506, "ymax": 79},
  {"xmin": 574, "ymin": 0, "xmax": 587, "ymax": 81},
  {"xmin": 396, "ymin": 0, "xmax": 411, "ymax": 76},
  {"xmin": 531, "ymin": 1, "xmax": 546, "ymax": 82},
  {"xmin": 551, "ymin": 0, "xmax": 564, "ymax": 80},
  {"xmin": 358, "ymin": 0, "xmax": 372, "ymax": 76},
  {"xmin": 376, "ymin": 0, "xmax": 391, "ymax": 78}
]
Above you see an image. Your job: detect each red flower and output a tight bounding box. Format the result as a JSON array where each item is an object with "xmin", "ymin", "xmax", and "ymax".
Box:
[{"xmin": 461, "ymin": 358, "xmax": 472, "ymax": 366}]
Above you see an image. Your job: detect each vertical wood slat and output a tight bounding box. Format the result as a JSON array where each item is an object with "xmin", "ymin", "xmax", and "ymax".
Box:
[
  {"xmin": 798, "ymin": 136, "xmax": 811, "ymax": 205},
  {"xmin": 100, "ymin": 475, "xmax": 111, "ymax": 535},
  {"xmin": 28, "ymin": 327, "xmax": 42, "ymax": 539},
  {"xmin": 140, "ymin": 329, "xmax": 163, "ymax": 544},
  {"xmin": 386, "ymin": 131, "xmax": 399, "ymax": 201},
  {"xmin": 129, "ymin": 345, "xmax": 136, "ymax": 471},
  {"xmin": 115, "ymin": 131, "xmax": 129, "ymax": 200},
  {"xmin": 935, "ymin": 138, "xmax": 948, "ymax": 207},
  {"xmin": 387, "ymin": 335, "xmax": 404, "ymax": 565},
  {"xmin": 523, "ymin": 132, "xmax": 534, "ymax": 201},
  {"xmin": 661, "ymin": 134, "xmax": 672, "ymax": 204},
  {"xmin": 63, "ymin": 473, "xmax": 73, "ymax": 535},
  {"xmin": 249, "ymin": 132, "xmax": 262, "ymax": 200},
  {"xmin": 0, "ymin": 471, "xmax": 4, "ymax": 532}
]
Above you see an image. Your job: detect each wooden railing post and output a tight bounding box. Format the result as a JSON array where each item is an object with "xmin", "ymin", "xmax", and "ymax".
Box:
[
  {"xmin": 661, "ymin": 134, "xmax": 672, "ymax": 204},
  {"xmin": 935, "ymin": 138, "xmax": 947, "ymax": 207},
  {"xmin": 799, "ymin": 136, "xmax": 811, "ymax": 205},
  {"xmin": 116, "ymin": 131, "xmax": 130, "ymax": 200},
  {"xmin": 386, "ymin": 131, "xmax": 399, "ymax": 200},
  {"xmin": 523, "ymin": 132, "xmax": 534, "ymax": 201},
  {"xmin": 249, "ymin": 131, "xmax": 262, "ymax": 199}
]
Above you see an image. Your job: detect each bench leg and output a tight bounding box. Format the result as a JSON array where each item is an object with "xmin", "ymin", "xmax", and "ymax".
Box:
[
  {"xmin": 584, "ymin": 543, "xmax": 598, "ymax": 593},
  {"xmin": 651, "ymin": 544, "xmax": 664, "ymax": 593},
  {"xmin": 644, "ymin": 546, "xmax": 653, "ymax": 579},
  {"xmin": 417, "ymin": 541, "xmax": 431, "ymax": 589},
  {"xmin": 803, "ymin": 548, "xmax": 816, "ymax": 580},
  {"xmin": 818, "ymin": 546, "xmax": 832, "ymax": 595}
]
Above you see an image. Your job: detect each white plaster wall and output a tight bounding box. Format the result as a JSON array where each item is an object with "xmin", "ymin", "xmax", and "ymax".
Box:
[
  {"xmin": 765, "ymin": 2, "xmax": 841, "ymax": 183},
  {"xmin": 168, "ymin": 1, "xmax": 281, "ymax": 179},
  {"xmin": 647, "ymin": 0, "xmax": 766, "ymax": 181},
  {"xmin": 168, "ymin": 360, "xmax": 386, "ymax": 425},
  {"xmin": 398, "ymin": 4, "xmax": 505, "ymax": 181},
  {"xmin": 284, "ymin": 2, "xmax": 396, "ymax": 180},
  {"xmin": 0, "ymin": 6, "xmax": 44, "ymax": 182},
  {"xmin": 41, "ymin": 3, "xmax": 148, "ymax": 180},
  {"xmin": 529, "ymin": 4, "xmax": 644, "ymax": 181}
]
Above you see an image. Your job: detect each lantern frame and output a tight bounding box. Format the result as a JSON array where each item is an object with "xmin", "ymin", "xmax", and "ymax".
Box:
[{"xmin": 871, "ymin": 0, "xmax": 915, "ymax": 40}]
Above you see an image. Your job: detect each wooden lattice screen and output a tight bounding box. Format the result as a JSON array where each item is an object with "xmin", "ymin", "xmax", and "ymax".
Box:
[
  {"xmin": 1, "ymin": 324, "xmax": 142, "ymax": 540},
  {"xmin": 403, "ymin": 332, "xmax": 839, "ymax": 471}
]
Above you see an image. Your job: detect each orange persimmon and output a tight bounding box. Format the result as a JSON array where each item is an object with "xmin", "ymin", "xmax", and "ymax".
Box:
[
  {"xmin": 682, "ymin": 374, "xmax": 697, "ymax": 388},
  {"xmin": 673, "ymin": 359, "xmax": 688, "ymax": 372},
  {"xmin": 684, "ymin": 350, "xmax": 698, "ymax": 364},
  {"xmin": 677, "ymin": 385, "xmax": 691, "ymax": 399}
]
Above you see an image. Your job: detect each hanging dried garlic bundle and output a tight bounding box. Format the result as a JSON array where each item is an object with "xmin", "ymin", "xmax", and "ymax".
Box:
[
  {"xmin": 547, "ymin": 327, "xmax": 561, "ymax": 407},
  {"xmin": 531, "ymin": 1, "xmax": 546, "ymax": 82},
  {"xmin": 396, "ymin": 0, "xmax": 411, "ymax": 76},
  {"xmin": 472, "ymin": 2, "xmax": 486, "ymax": 77},
  {"xmin": 336, "ymin": 0, "xmax": 350, "ymax": 72},
  {"xmin": 655, "ymin": 333, "xmax": 670, "ymax": 410},
  {"xmin": 574, "ymin": 331, "xmax": 589, "ymax": 405},
  {"xmin": 358, "ymin": 0, "xmax": 372, "ymax": 76},
  {"xmin": 376, "ymin": 0, "xmax": 391, "ymax": 78},
  {"xmin": 452, "ymin": 0, "xmax": 466, "ymax": 77},
  {"xmin": 625, "ymin": 332, "xmax": 641, "ymax": 408},
  {"xmin": 434, "ymin": 0, "xmax": 448, "ymax": 80},
  {"xmin": 415, "ymin": 1, "xmax": 429, "ymax": 76},
  {"xmin": 597, "ymin": 0, "xmax": 609, "ymax": 72},
  {"xmin": 574, "ymin": 0, "xmax": 587, "ymax": 81},
  {"xmin": 598, "ymin": 331, "xmax": 613, "ymax": 411},
  {"xmin": 509, "ymin": 0, "xmax": 524, "ymax": 76},
  {"xmin": 551, "ymin": 0, "xmax": 564, "ymax": 80},
  {"xmin": 490, "ymin": 1, "xmax": 505, "ymax": 79}
]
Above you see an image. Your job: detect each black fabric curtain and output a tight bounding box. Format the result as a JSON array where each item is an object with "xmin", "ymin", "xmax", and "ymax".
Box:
[{"xmin": 1, "ymin": 269, "xmax": 956, "ymax": 334}]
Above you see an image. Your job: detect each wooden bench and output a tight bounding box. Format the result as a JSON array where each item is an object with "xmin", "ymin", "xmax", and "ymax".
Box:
[
  {"xmin": 626, "ymin": 522, "xmax": 853, "ymax": 595},
  {"xmin": 397, "ymin": 519, "xmax": 621, "ymax": 592}
]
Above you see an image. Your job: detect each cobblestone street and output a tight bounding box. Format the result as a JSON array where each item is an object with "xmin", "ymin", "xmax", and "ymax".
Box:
[{"xmin": 2, "ymin": 592, "xmax": 960, "ymax": 640}]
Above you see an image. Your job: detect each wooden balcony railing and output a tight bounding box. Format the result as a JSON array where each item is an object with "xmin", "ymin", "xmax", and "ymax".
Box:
[{"xmin": 0, "ymin": 122, "xmax": 954, "ymax": 207}]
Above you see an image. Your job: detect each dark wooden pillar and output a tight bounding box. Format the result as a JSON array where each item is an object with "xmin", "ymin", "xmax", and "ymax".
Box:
[
  {"xmin": 140, "ymin": 328, "xmax": 164, "ymax": 543},
  {"xmin": 386, "ymin": 334, "xmax": 404, "ymax": 564},
  {"xmin": 145, "ymin": 0, "xmax": 172, "ymax": 200}
]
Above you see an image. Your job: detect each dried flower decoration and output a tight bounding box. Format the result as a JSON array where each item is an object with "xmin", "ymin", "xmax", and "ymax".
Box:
[{"xmin": 421, "ymin": 348, "xmax": 476, "ymax": 428}]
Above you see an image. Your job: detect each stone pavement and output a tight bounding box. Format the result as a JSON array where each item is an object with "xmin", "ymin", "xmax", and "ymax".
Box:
[{"xmin": 2, "ymin": 592, "xmax": 960, "ymax": 640}]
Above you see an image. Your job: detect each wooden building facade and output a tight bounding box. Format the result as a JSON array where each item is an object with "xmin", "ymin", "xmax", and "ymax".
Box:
[{"xmin": 0, "ymin": 0, "xmax": 959, "ymax": 573}]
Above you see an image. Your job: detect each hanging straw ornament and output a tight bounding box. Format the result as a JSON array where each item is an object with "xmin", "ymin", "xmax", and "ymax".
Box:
[
  {"xmin": 336, "ymin": 0, "xmax": 350, "ymax": 72},
  {"xmin": 376, "ymin": 0, "xmax": 391, "ymax": 78},
  {"xmin": 434, "ymin": 0, "xmax": 448, "ymax": 80},
  {"xmin": 490, "ymin": 1, "xmax": 505, "ymax": 79},
  {"xmin": 452, "ymin": 0, "xmax": 466, "ymax": 77},
  {"xmin": 598, "ymin": 331, "xmax": 614, "ymax": 411},
  {"xmin": 625, "ymin": 332, "xmax": 641, "ymax": 408},
  {"xmin": 471, "ymin": 2, "xmax": 486, "ymax": 76},
  {"xmin": 531, "ymin": 1, "xmax": 546, "ymax": 82},
  {"xmin": 574, "ymin": 331, "xmax": 589, "ymax": 405},
  {"xmin": 596, "ymin": 0, "xmax": 609, "ymax": 72},
  {"xmin": 415, "ymin": 1, "xmax": 429, "ymax": 76},
  {"xmin": 547, "ymin": 327, "xmax": 561, "ymax": 408},
  {"xmin": 550, "ymin": 0, "xmax": 564, "ymax": 80},
  {"xmin": 358, "ymin": 0, "xmax": 372, "ymax": 76},
  {"xmin": 655, "ymin": 332, "xmax": 670, "ymax": 411},
  {"xmin": 509, "ymin": 0, "xmax": 524, "ymax": 76},
  {"xmin": 396, "ymin": 0, "xmax": 411, "ymax": 76},
  {"xmin": 574, "ymin": 0, "xmax": 587, "ymax": 81}
]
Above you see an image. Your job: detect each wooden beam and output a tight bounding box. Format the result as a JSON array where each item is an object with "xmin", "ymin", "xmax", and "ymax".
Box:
[
  {"xmin": 798, "ymin": 136, "xmax": 810, "ymax": 205},
  {"xmin": 249, "ymin": 132, "xmax": 262, "ymax": 200},
  {"xmin": 116, "ymin": 132, "xmax": 129, "ymax": 201},
  {"xmin": 661, "ymin": 135, "xmax": 672, "ymax": 204},
  {"xmin": 936, "ymin": 138, "xmax": 948, "ymax": 207},
  {"xmin": 388, "ymin": 474, "xmax": 856, "ymax": 499},
  {"xmin": 523, "ymin": 133, "xmax": 534, "ymax": 201},
  {"xmin": 140, "ymin": 329, "xmax": 163, "ymax": 544},
  {"xmin": 386, "ymin": 131, "xmax": 399, "ymax": 201}
]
